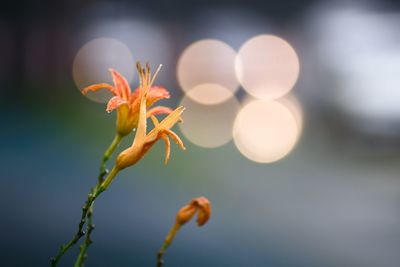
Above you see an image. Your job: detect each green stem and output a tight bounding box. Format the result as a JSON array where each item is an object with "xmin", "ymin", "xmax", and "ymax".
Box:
[
  {"xmin": 73, "ymin": 167, "xmax": 119, "ymax": 267},
  {"xmin": 74, "ymin": 202, "xmax": 95, "ymax": 267},
  {"xmin": 50, "ymin": 188, "xmax": 102, "ymax": 267},
  {"xmin": 50, "ymin": 134, "xmax": 123, "ymax": 267},
  {"xmin": 99, "ymin": 166, "xmax": 120, "ymax": 192},
  {"xmin": 99, "ymin": 133, "xmax": 123, "ymax": 184},
  {"xmin": 157, "ymin": 223, "xmax": 181, "ymax": 267}
]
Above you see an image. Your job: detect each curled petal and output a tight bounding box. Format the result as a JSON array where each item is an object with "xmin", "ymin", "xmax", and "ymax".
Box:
[
  {"xmin": 131, "ymin": 86, "xmax": 170, "ymax": 107},
  {"xmin": 81, "ymin": 83, "xmax": 116, "ymax": 95},
  {"xmin": 147, "ymin": 106, "xmax": 173, "ymax": 118},
  {"xmin": 106, "ymin": 96, "xmax": 128, "ymax": 113},
  {"xmin": 109, "ymin": 69, "xmax": 131, "ymax": 100},
  {"xmin": 146, "ymin": 106, "xmax": 184, "ymax": 144},
  {"xmin": 147, "ymin": 86, "xmax": 170, "ymax": 105},
  {"xmin": 157, "ymin": 106, "xmax": 185, "ymax": 130},
  {"xmin": 165, "ymin": 129, "xmax": 186, "ymax": 151},
  {"xmin": 192, "ymin": 197, "xmax": 211, "ymax": 226},
  {"xmin": 160, "ymin": 133, "xmax": 170, "ymax": 165},
  {"xmin": 150, "ymin": 115, "xmax": 160, "ymax": 127}
]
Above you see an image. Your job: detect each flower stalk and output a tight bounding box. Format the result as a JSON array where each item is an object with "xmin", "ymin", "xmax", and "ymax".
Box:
[
  {"xmin": 50, "ymin": 187, "xmax": 101, "ymax": 267},
  {"xmin": 99, "ymin": 133, "xmax": 123, "ymax": 182},
  {"xmin": 72, "ymin": 165, "xmax": 119, "ymax": 267},
  {"xmin": 50, "ymin": 139, "xmax": 121, "ymax": 267},
  {"xmin": 157, "ymin": 223, "xmax": 181, "ymax": 267},
  {"xmin": 52, "ymin": 164, "xmax": 118, "ymax": 267},
  {"xmin": 156, "ymin": 197, "xmax": 211, "ymax": 267},
  {"xmin": 74, "ymin": 191, "xmax": 96, "ymax": 267},
  {"xmin": 98, "ymin": 166, "xmax": 120, "ymax": 193}
]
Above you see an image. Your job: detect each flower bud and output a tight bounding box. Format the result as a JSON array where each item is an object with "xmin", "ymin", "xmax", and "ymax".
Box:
[{"xmin": 176, "ymin": 197, "xmax": 211, "ymax": 227}]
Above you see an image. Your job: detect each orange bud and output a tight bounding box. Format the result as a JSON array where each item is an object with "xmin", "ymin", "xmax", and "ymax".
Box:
[
  {"xmin": 176, "ymin": 197, "xmax": 211, "ymax": 227},
  {"xmin": 176, "ymin": 205, "xmax": 197, "ymax": 226}
]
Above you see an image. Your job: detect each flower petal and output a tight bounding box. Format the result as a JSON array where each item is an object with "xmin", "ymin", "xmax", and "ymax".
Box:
[
  {"xmin": 81, "ymin": 83, "xmax": 116, "ymax": 95},
  {"xmin": 192, "ymin": 197, "xmax": 211, "ymax": 226},
  {"xmin": 131, "ymin": 89, "xmax": 148, "ymax": 148},
  {"xmin": 157, "ymin": 106, "xmax": 185, "ymax": 130},
  {"xmin": 175, "ymin": 197, "xmax": 211, "ymax": 227},
  {"xmin": 176, "ymin": 205, "xmax": 197, "ymax": 226},
  {"xmin": 160, "ymin": 133, "xmax": 170, "ymax": 165},
  {"xmin": 131, "ymin": 86, "xmax": 170, "ymax": 107},
  {"xmin": 109, "ymin": 69, "xmax": 131, "ymax": 100},
  {"xmin": 106, "ymin": 96, "xmax": 128, "ymax": 113},
  {"xmin": 150, "ymin": 115, "xmax": 160, "ymax": 127},
  {"xmin": 165, "ymin": 129, "xmax": 186, "ymax": 151},
  {"xmin": 146, "ymin": 106, "xmax": 185, "ymax": 143},
  {"xmin": 146, "ymin": 106, "xmax": 173, "ymax": 118},
  {"xmin": 147, "ymin": 86, "xmax": 170, "ymax": 106}
]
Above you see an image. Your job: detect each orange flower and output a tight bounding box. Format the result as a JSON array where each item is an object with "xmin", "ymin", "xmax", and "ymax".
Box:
[
  {"xmin": 115, "ymin": 65, "xmax": 186, "ymax": 171},
  {"xmin": 82, "ymin": 63, "xmax": 172, "ymax": 136},
  {"xmin": 176, "ymin": 197, "xmax": 211, "ymax": 226}
]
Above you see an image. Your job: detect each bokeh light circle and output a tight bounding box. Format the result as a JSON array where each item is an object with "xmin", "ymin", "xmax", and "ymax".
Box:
[
  {"xmin": 233, "ymin": 100, "xmax": 300, "ymax": 163},
  {"xmin": 242, "ymin": 94, "xmax": 304, "ymax": 136},
  {"xmin": 179, "ymin": 89, "xmax": 240, "ymax": 148},
  {"xmin": 186, "ymin": 83, "xmax": 235, "ymax": 105},
  {"xmin": 177, "ymin": 39, "xmax": 239, "ymax": 104},
  {"xmin": 72, "ymin": 37, "xmax": 135, "ymax": 103},
  {"xmin": 235, "ymin": 35, "xmax": 300, "ymax": 100},
  {"xmin": 83, "ymin": 18, "xmax": 173, "ymax": 84}
]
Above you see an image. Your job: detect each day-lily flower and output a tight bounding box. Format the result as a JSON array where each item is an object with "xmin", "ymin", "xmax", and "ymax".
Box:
[
  {"xmin": 115, "ymin": 64, "xmax": 186, "ymax": 171},
  {"xmin": 97, "ymin": 63, "xmax": 186, "ymax": 192},
  {"xmin": 82, "ymin": 63, "xmax": 172, "ymax": 136}
]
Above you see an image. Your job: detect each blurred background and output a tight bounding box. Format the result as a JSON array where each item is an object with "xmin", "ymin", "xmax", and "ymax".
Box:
[{"xmin": 2, "ymin": 0, "xmax": 400, "ymax": 266}]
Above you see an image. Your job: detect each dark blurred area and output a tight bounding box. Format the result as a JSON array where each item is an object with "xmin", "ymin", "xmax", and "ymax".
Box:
[{"xmin": 2, "ymin": 0, "xmax": 400, "ymax": 267}]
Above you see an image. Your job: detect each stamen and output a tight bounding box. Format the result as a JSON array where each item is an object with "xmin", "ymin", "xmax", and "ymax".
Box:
[
  {"xmin": 146, "ymin": 62, "xmax": 150, "ymax": 86},
  {"xmin": 150, "ymin": 64, "xmax": 163, "ymax": 86},
  {"xmin": 136, "ymin": 62, "xmax": 143, "ymax": 88}
]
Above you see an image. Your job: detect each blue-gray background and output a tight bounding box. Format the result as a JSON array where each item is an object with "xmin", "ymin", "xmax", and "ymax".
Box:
[{"xmin": 2, "ymin": 0, "xmax": 400, "ymax": 266}]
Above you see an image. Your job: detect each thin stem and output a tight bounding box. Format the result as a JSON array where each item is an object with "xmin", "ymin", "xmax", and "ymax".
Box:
[
  {"xmin": 157, "ymin": 223, "xmax": 181, "ymax": 267},
  {"xmin": 50, "ymin": 189, "xmax": 101, "ymax": 267},
  {"xmin": 50, "ymin": 134, "xmax": 122, "ymax": 267},
  {"xmin": 73, "ymin": 166, "xmax": 120, "ymax": 267},
  {"xmin": 99, "ymin": 166, "xmax": 120, "ymax": 192},
  {"xmin": 73, "ymin": 166, "xmax": 118, "ymax": 267},
  {"xmin": 78, "ymin": 134, "xmax": 122, "ymax": 266},
  {"xmin": 99, "ymin": 133, "xmax": 123, "ymax": 184},
  {"xmin": 156, "ymin": 249, "xmax": 165, "ymax": 267},
  {"xmin": 74, "ymin": 202, "xmax": 95, "ymax": 267}
]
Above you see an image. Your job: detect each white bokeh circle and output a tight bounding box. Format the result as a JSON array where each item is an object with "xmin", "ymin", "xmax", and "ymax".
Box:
[
  {"xmin": 233, "ymin": 99, "xmax": 300, "ymax": 163},
  {"xmin": 235, "ymin": 35, "xmax": 300, "ymax": 101}
]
